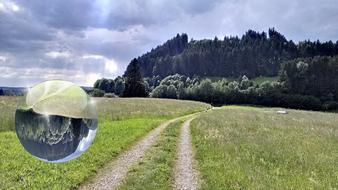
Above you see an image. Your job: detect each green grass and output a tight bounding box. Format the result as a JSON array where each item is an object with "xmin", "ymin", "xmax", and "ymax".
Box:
[
  {"xmin": 252, "ymin": 76, "xmax": 278, "ymax": 85},
  {"xmin": 203, "ymin": 76, "xmax": 278, "ymax": 85},
  {"xmin": 0, "ymin": 118, "xmax": 163, "ymax": 189},
  {"xmin": 0, "ymin": 97, "xmax": 209, "ymax": 189},
  {"xmin": 95, "ymin": 97, "xmax": 211, "ymax": 121},
  {"xmin": 0, "ymin": 96, "xmax": 211, "ymax": 132},
  {"xmin": 119, "ymin": 120, "xmax": 184, "ymax": 190},
  {"xmin": 191, "ymin": 106, "xmax": 338, "ymax": 189},
  {"xmin": 0, "ymin": 96, "xmax": 19, "ymax": 132}
]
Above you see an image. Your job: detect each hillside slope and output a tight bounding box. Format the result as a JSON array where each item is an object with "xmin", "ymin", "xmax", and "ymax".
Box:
[{"xmin": 135, "ymin": 29, "xmax": 338, "ymax": 79}]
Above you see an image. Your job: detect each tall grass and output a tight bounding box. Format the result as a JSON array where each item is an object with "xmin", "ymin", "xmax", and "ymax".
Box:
[
  {"xmin": 0, "ymin": 96, "xmax": 211, "ymax": 132},
  {"xmin": 0, "ymin": 96, "xmax": 19, "ymax": 132},
  {"xmin": 0, "ymin": 97, "xmax": 209, "ymax": 189},
  {"xmin": 191, "ymin": 106, "xmax": 338, "ymax": 189}
]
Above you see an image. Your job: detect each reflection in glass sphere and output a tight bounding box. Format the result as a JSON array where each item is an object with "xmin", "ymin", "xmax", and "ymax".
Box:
[{"xmin": 15, "ymin": 80, "xmax": 98, "ymax": 163}]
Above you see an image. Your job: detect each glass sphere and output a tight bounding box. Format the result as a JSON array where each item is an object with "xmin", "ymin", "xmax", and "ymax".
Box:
[{"xmin": 15, "ymin": 80, "xmax": 98, "ymax": 163}]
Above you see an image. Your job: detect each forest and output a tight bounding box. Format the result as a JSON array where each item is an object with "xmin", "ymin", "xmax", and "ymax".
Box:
[
  {"xmin": 137, "ymin": 29, "xmax": 338, "ymax": 78},
  {"xmin": 93, "ymin": 29, "xmax": 338, "ymax": 111}
]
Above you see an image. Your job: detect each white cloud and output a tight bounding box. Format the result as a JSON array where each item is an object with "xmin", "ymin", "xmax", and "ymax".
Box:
[
  {"xmin": 0, "ymin": 66, "xmax": 101, "ymax": 86},
  {"xmin": 0, "ymin": 0, "xmax": 20, "ymax": 12},
  {"xmin": 1, "ymin": 0, "xmax": 338, "ymax": 87},
  {"xmin": 0, "ymin": 56, "xmax": 6, "ymax": 62},
  {"xmin": 82, "ymin": 54, "xmax": 118, "ymax": 74},
  {"xmin": 0, "ymin": 2, "xmax": 4, "ymax": 11},
  {"xmin": 11, "ymin": 3, "xmax": 19, "ymax": 11},
  {"xmin": 45, "ymin": 51, "xmax": 71, "ymax": 59},
  {"xmin": 86, "ymin": 73, "xmax": 102, "ymax": 86}
]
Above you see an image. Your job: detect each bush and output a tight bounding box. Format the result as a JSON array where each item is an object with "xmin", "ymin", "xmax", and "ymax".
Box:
[
  {"xmin": 91, "ymin": 88, "xmax": 105, "ymax": 97},
  {"xmin": 151, "ymin": 85, "xmax": 167, "ymax": 98},
  {"xmin": 103, "ymin": 93, "xmax": 117, "ymax": 98},
  {"xmin": 322, "ymin": 101, "xmax": 338, "ymax": 111},
  {"xmin": 149, "ymin": 74, "xmax": 334, "ymax": 111},
  {"xmin": 281, "ymin": 94, "xmax": 322, "ymax": 110},
  {"xmin": 166, "ymin": 85, "xmax": 177, "ymax": 99}
]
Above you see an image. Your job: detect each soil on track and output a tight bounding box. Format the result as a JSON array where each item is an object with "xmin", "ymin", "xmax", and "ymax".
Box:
[{"xmin": 174, "ymin": 117, "xmax": 201, "ymax": 190}]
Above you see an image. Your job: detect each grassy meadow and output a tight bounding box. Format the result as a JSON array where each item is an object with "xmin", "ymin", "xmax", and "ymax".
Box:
[
  {"xmin": 205, "ymin": 76, "xmax": 278, "ymax": 85},
  {"xmin": 191, "ymin": 106, "xmax": 338, "ymax": 189},
  {"xmin": 251, "ymin": 76, "xmax": 278, "ymax": 85},
  {"xmin": 0, "ymin": 96, "xmax": 19, "ymax": 132},
  {"xmin": 2, "ymin": 95, "xmax": 338, "ymax": 189},
  {"xmin": 0, "ymin": 96, "xmax": 210, "ymax": 189}
]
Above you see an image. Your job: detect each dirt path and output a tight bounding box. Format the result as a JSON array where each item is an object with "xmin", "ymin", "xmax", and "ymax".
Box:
[
  {"xmin": 174, "ymin": 117, "xmax": 201, "ymax": 190},
  {"xmin": 79, "ymin": 117, "xmax": 184, "ymax": 190}
]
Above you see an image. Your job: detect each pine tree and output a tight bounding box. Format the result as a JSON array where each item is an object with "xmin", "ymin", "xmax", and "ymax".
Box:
[{"xmin": 122, "ymin": 58, "xmax": 148, "ymax": 97}]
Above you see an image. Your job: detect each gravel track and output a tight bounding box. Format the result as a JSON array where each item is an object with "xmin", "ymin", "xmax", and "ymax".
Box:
[
  {"xmin": 174, "ymin": 117, "xmax": 201, "ymax": 190},
  {"xmin": 79, "ymin": 117, "xmax": 183, "ymax": 190}
]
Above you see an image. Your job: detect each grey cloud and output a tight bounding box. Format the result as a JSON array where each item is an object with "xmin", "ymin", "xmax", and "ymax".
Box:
[
  {"xmin": 15, "ymin": 0, "xmax": 93, "ymax": 30},
  {"xmin": 0, "ymin": 10, "xmax": 55, "ymax": 52},
  {"xmin": 15, "ymin": 0, "xmax": 223, "ymax": 30},
  {"xmin": 1, "ymin": 0, "xmax": 338, "ymax": 87}
]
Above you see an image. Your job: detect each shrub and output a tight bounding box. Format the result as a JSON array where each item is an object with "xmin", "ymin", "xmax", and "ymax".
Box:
[
  {"xmin": 322, "ymin": 101, "xmax": 338, "ymax": 111},
  {"xmin": 91, "ymin": 88, "xmax": 105, "ymax": 97},
  {"xmin": 103, "ymin": 93, "xmax": 117, "ymax": 98}
]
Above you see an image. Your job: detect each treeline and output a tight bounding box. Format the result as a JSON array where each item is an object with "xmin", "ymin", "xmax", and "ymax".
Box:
[
  {"xmin": 93, "ymin": 59, "xmax": 149, "ymax": 98},
  {"xmin": 137, "ymin": 29, "xmax": 338, "ymax": 79},
  {"xmin": 92, "ymin": 76, "xmax": 125, "ymax": 97},
  {"xmin": 0, "ymin": 87, "xmax": 26, "ymax": 96},
  {"xmin": 94, "ymin": 55, "xmax": 338, "ymax": 111},
  {"xmin": 150, "ymin": 55, "xmax": 338, "ymax": 111}
]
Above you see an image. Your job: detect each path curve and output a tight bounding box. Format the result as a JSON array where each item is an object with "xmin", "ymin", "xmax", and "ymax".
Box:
[
  {"xmin": 80, "ymin": 116, "xmax": 185, "ymax": 190},
  {"xmin": 174, "ymin": 117, "xmax": 201, "ymax": 190}
]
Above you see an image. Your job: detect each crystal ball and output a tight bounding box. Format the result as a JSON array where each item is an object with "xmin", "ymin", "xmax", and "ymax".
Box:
[{"xmin": 15, "ymin": 80, "xmax": 98, "ymax": 163}]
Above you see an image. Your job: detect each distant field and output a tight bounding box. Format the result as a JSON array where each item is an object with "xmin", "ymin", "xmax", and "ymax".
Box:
[
  {"xmin": 252, "ymin": 76, "xmax": 278, "ymax": 85},
  {"xmin": 191, "ymin": 106, "xmax": 338, "ymax": 189},
  {"xmin": 204, "ymin": 76, "xmax": 278, "ymax": 84},
  {"xmin": 0, "ymin": 96, "xmax": 210, "ymax": 132},
  {"xmin": 0, "ymin": 97, "xmax": 209, "ymax": 189}
]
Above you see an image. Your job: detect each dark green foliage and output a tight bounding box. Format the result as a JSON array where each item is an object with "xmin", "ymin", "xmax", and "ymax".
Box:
[
  {"xmin": 138, "ymin": 33, "xmax": 188, "ymax": 77},
  {"xmin": 134, "ymin": 29, "xmax": 338, "ymax": 79},
  {"xmin": 93, "ymin": 77, "xmax": 125, "ymax": 96},
  {"xmin": 280, "ymin": 56, "xmax": 338, "ymax": 100},
  {"xmin": 114, "ymin": 76, "xmax": 125, "ymax": 96},
  {"xmin": 151, "ymin": 74, "xmax": 337, "ymax": 111},
  {"xmin": 322, "ymin": 101, "xmax": 338, "ymax": 110},
  {"xmin": 94, "ymin": 78, "xmax": 115, "ymax": 93},
  {"xmin": 151, "ymin": 85, "xmax": 167, "ymax": 98},
  {"xmin": 151, "ymin": 84, "xmax": 177, "ymax": 99},
  {"xmin": 122, "ymin": 59, "xmax": 148, "ymax": 97},
  {"xmin": 91, "ymin": 88, "xmax": 105, "ymax": 97},
  {"xmin": 166, "ymin": 85, "xmax": 178, "ymax": 99},
  {"xmin": 0, "ymin": 89, "xmax": 3, "ymax": 96}
]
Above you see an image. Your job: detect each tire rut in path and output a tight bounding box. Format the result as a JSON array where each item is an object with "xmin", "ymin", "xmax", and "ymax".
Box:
[
  {"xmin": 174, "ymin": 117, "xmax": 201, "ymax": 190},
  {"xmin": 79, "ymin": 117, "xmax": 184, "ymax": 190}
]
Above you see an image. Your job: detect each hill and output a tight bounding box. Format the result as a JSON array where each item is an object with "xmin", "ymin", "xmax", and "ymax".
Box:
[{"xmin": 134, "ymin": 29, "xmax": 338, "ymax": 79}]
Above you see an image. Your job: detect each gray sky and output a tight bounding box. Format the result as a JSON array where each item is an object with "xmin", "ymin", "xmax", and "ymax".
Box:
[{"xmin": 0, "ymin": 0, "xmax": 338, "ymax": 87}]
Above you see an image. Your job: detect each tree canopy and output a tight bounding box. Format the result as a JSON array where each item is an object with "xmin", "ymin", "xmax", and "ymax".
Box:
[
  {"xmin": 136, "ymin": 29, "xmax": 338, "ymax": 79},
  {"xmin": 122, "ymin": 58, "xmax": 148, "ymax": 97}
]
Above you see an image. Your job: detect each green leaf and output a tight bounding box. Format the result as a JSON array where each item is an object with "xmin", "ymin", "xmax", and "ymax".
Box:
[{"xmin": 24, "ymin": 80, "xmax": 97, "ymax": 119}]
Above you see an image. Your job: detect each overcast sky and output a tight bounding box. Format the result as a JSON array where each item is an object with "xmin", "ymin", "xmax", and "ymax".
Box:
[{"xmin": 0, "ymin": 0, "xmax": 338, "ymax": 87}]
